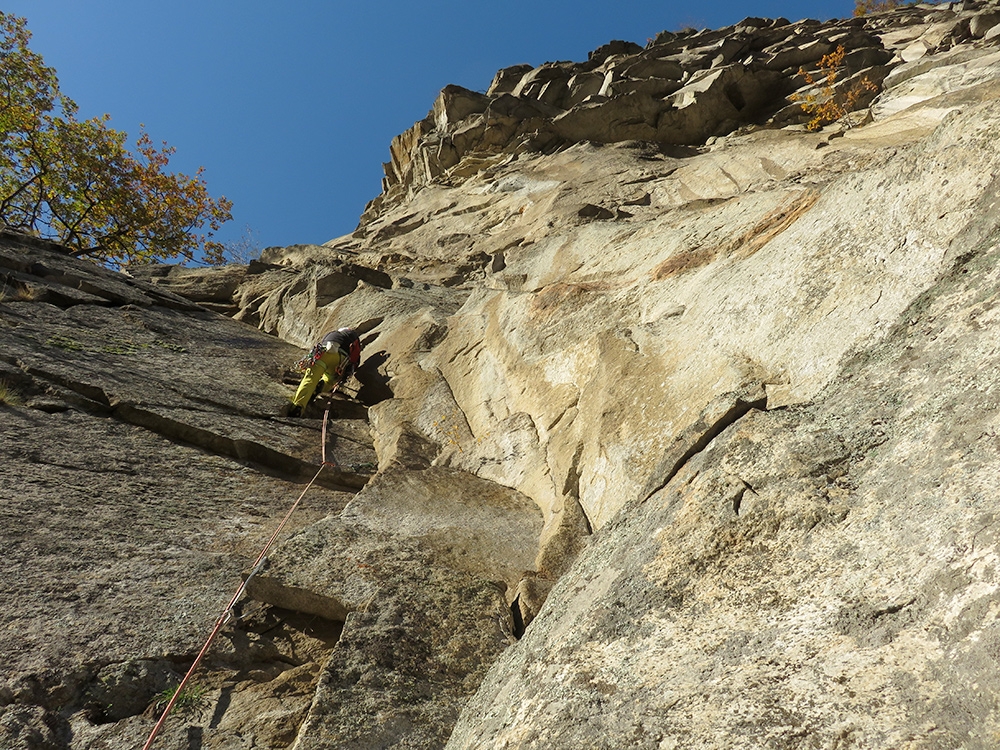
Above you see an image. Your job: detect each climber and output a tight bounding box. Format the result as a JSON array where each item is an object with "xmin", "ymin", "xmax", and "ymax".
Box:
[{"xmin": 288, "ymin": 327, "xmax": 361, "ymax": 417}]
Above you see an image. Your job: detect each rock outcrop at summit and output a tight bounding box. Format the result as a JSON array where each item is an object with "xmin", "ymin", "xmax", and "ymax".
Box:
[
  {"xmin": 9, "ymin": 1, "xmax": 1000, "ymax": 748},
  {"xmin": 364, "ymin": 6, "xmax": 966, "ymax": 220}
]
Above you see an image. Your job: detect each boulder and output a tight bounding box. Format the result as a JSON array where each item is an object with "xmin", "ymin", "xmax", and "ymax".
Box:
[
  {"xmin": 710, "ymin": 35, "xmax": 753, "ymax": 67},
  {"xmin": 619, "ymin": 56, "xmax": 685, "ymax": 81},
  {"xmin": 587, "ymin": 39, "xmax": 644, "ymax": 66},
  {"xmin": 563, "ymin": 71, "xmax": 606, "ymax": 107},
  {"xmin": 970, "ymin": 9, "xmax": 1000, "ymax": 38},
  {"xmin": 486, "ymin": 63, "xmax": 533, "ymax": 96},
  {"xmin": 842, "ymin": 45, "xmax": 895, "ymax": 70},
  {"xmin": 901, "ymin": 39, "xmax": 933, "ymax": 61},
  {"xmin": 510, "ymin": 64, "xmax": 573, "ymax": 99},
  {"xmin": 433, "ymin": 85, "xmax": 491, "ymax": 133},
  {"xmin": 762, "ymin": 37, "xmax": 833, "ymax": 71},
  {"xmin": 659, "ymin": 65, "xmax": 785, "ymax": 143}
]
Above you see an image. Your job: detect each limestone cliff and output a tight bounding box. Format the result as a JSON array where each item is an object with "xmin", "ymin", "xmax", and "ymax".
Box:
[{"xmin": 6, "ymin": 2, "xmax": 1000, "ymax": 748}]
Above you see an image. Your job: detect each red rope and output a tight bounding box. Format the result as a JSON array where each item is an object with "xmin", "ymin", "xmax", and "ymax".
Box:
[{"xmin": 142, "ymin": 459, "xmax": 328, "ymax": 749}]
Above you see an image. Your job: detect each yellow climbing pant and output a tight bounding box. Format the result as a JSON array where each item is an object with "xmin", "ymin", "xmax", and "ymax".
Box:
[{"xmin": 291, "ymin": 348, "xmax": 345, "ymax": 409}]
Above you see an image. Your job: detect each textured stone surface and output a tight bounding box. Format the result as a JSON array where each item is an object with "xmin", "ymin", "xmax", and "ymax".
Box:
[
  {"xmin": 356, "ymin": 1, "xmax": 1000, "ymax": 218},
  {"xmin": 127, "ymin": 262, "xmax": 249, "ymax": 314},
  {"xmin": 269, "ymin": 60, "xmax": 1000, "ymax": 543},
  {"xmin": 0, "ymin": 235, "xmax": 366, "ymax": 748},
  {"xmin": 446, "ymin": 177, "xmax": 1000, "ymax": 750},
  {"xmin": 0, "ymin": 235, "xmax": 535, "ymax": 750},
  {"xmin": 250, "ymin": 467, "xmax": 542, "ymax": 748},
  {"xmin": 10, "ymin": 2, "xmax": 1000, "ymax": 748}
]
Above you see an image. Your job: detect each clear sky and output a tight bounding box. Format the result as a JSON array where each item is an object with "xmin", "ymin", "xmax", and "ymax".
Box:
[{"xmin": 8, "ymin": 1, "xmax": 853, "ymax": 255}]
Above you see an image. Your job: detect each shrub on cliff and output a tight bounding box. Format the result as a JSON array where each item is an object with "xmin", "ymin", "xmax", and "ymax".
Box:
[
  {"xmin": 792, "ymin": 45, "xmax": 878, "ymax": 130},
  {"xmin": 0, "ymin": 13, "xmax": 231, "ymax": 266},
  {"xmin": 854, "ymin": 0, "xmax": 902, "ymax": 15},
  {"xmin": 854, "ymin": 0, "xmax": 944, "ymax": 15}
]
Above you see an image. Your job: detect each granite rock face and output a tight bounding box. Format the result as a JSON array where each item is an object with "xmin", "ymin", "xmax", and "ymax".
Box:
[
  {"xmin": 446, "ymin": 172, "xmax": 1000, "ymax": 747},
  {"xmin": 9, "ymin": 2, "xmax": 1000, "ymax": 748},
  {"xmin": 252, "ymin": 468, "xmax": 541, "ymax": 749},
  {"xmin": 0, "ymin": 233, "xmax": 375, "ymax": 749},
  {"xmin": 0, "ymin": 235, "xmax": 533, "ymax": 749}
]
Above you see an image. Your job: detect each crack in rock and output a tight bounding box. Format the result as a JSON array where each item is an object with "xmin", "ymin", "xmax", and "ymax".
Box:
[{"xmin": 640, "ymin": 384, "xmax": 768, "ymax": 503}]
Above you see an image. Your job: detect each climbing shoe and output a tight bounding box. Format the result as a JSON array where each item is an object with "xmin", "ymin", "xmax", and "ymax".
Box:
[{"xmin": 288, "ymin": 404, "xmax": 302, "ymax": 418}]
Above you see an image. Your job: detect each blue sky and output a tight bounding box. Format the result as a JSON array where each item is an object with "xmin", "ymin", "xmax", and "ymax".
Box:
[{"xmin": 8, "ymin": 1, "xmax": 852, "ymax": 255}]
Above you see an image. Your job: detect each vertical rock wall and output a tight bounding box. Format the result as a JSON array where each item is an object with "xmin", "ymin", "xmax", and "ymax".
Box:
[
  {"xmin": 224, "ymin": 4, "xmax": 1000, "ymax": 746},
  {"xmin": 10, "ymin": 2, "xmax": 1000, "ymax": 748}
]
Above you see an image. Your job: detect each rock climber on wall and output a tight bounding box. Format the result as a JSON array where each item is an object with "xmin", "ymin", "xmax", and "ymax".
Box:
[{"xmin": 288, "ymin": 327, "xmax": 361, "ymax": 417}]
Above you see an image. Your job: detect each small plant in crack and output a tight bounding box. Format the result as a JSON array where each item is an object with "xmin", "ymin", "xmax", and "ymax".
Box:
[
  {"xmin": 99, "ymin": 341, "xmax": 143, "ymax": 355},
  {"xmin": 46, "ymin": 334, "xmax": 86, "ymax": 351},
  {"xmin": 153, "ymin": 339, "xmax": 187, "ymax": 353},
  {"xmin": 43, "ymin": 335, "xmax": 187, "ymax": 356},
  {"xmin": 0, "ymin": 279, "xmax": 35, "ymax": 303},
  {"xmin": 431, "ymin": 410, "xmax": 467, "ymax": 452},
  {"xmin": 0, "ymin": 379, "xmax": 22, "ymax": 406},
  {"xmin": 151, "ymin": 682, "xmax": 208, "ymax": 716}
]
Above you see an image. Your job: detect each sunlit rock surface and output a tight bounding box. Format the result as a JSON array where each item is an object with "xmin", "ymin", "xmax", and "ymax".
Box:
[{"xmin": 7, "ymin": 1, "xmax": 1000, "ymax": 747}]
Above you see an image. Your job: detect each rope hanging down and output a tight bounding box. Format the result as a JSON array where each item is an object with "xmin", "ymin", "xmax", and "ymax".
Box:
[{"xmin": 143, "ymin": 402, "xmax": 337, "ymax": 750}]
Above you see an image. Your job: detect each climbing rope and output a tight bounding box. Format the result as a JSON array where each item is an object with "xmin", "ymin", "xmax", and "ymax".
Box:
[{"xmin": 142, "ymin": 402, "xmax": 338, "ymax": 750}]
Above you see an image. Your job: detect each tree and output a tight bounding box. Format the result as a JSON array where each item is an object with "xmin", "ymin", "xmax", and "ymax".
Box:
[
  {"xmin": 0, "ymin": 12, "xmax": 232, "ymax": 266},
  {"xmin": 791, "ymin": 46, "xmax": 878, "ymax": 131},
  {"xmin": 220, "ymin": 224, "xmax": 262, "ymax": 265}
]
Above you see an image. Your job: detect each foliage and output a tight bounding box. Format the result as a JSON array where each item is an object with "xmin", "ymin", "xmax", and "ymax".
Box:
[
  {"xmin": 152, "ymin": 682, "xmax": 207, "ymax": 715},
  {"xmin": 0, "ymin": 378, "xmax": 21, "ymax": 406},
  {"xmin": 0, "ymin": 277, "xmax": 31, "ymax": 302},
  {"xmin": 45, "ymin": 334, "xmax": 84, "ymax": 351},
  {"xmin": 0, "ymin": 13, "xmax": 232, "ymax": 267},
  {"xmin": 221, "ymin": 224, "xmax": 262, "ymax": 264},
  {"xmin": 45, "ymin": 334, "xmax": 187, "ymax": 355},
  {"xmin": 791, "ymin": 46, "xmax": 879, "ymax": 131},
  {"xmin": 853, "ymin": 0, "xmax": 903, "ymax": 15}
]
